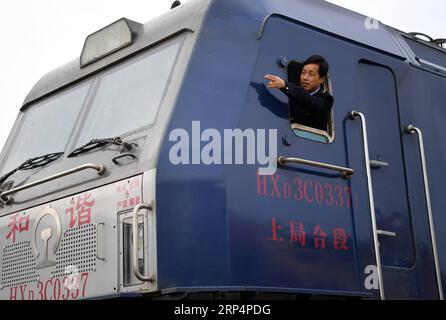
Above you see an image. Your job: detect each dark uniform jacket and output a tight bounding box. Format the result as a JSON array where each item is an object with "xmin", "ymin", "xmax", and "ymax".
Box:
[{"xmin": 280, "ymin": 82, "xmax": 334, "ymax": 131}]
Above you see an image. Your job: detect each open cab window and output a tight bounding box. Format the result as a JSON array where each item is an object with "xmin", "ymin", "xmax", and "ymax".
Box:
[{"xmin": 287, "ymin": 60, "xmax": 335, "ymax": 144}]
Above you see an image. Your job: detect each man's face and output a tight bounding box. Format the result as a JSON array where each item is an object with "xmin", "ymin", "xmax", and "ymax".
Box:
[{"xmin": 300, "ymin": 63, "xmax": 325, "ymax": 93}]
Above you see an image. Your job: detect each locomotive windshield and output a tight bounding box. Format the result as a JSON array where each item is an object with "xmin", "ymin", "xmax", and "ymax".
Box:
[
  {"xmin": 0, "ymin": 36, "xmax": 183, "ymax": 176},
  {"xmin": 77, "ymin": 37, "xmax": 183, "ymax": 146},
  {"xmin": 0, "ymin": 83, "xmax": 91, "ymax": 175}
]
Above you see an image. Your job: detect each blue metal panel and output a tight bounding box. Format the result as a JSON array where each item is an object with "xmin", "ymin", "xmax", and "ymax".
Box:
[
  {"xmin": 156, "ymin": 0, "xmax": 263, "ymax": 289},
  {"xmin": 398, "ymin": 69, "xmax": 446, "ymax": 299}
]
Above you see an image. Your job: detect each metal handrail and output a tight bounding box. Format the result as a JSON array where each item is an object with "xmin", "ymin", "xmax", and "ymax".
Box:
[
  {"xmin": 0, "ymin": 163, "xmax": 106, "ymax": 204},
  {"xmin": 277, "ymin": 156, "xmax": 354, "ymax": 178},
  {"xmin": 112, "ymin": 153, "xmax": 137, "ymax": 165},
  {"xmin": 96, "ymin": 223, "xmax": 106, "ymax": 261},
  {"xmin": 405, "ymin": 125, "xmax": 444, "ymax": 300},
  {"xmin": 132, "ymin": 203, "xmax": 154, "ymax": 282},
  {"xmin": 377, "ymin": 230, "xmax": 397, "ymax": 238},
  {"xmin": 349, "ymin": 111, "xmax": 385, "ymax": 300}
]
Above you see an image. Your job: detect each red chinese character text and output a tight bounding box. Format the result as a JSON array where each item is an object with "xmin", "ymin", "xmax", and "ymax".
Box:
[
  {"xmin": 6, "ymin": 213, "xmax": 29, "ymax": 243},
  {"xmin": 267, "ymin": 218, "xmax": 284, "ymax": 242},
  {"xmin": 333, "ymin": 228, "xmax": 349, "ymax": 251},
  {"xmin": 312, "ymin": 225, "xmax": 327, "ymax": 249},
  {"xmin": 289, "ymin": 222, "xmax": 306, "ymax": 247},
  {"xmin": 66, "ymin": 193, "xmax": 95, "ymax": 229}
]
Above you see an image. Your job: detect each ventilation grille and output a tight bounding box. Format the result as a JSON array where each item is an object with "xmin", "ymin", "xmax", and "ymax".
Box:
[
  {"xmin": 1, "ymin": 241, "xmax": 39, "ymax": 289},
  {"xmin": 1, "ymin": 224, "xmax": 98, "ymax": 288},
  {"xmin": 52, "ymin": 224, "xmax": 97, "ymax": 278}
]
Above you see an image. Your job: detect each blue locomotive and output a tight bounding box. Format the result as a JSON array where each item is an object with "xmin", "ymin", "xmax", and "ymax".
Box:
[{"xmin": 0, "ymin": 0, "xmax": 445, "ymax": 300}]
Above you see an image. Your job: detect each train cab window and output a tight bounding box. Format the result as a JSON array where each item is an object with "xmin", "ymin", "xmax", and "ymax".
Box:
[
  {"xmin": 287, "ymin": 60, "xmax": 335, "ymax": 144},
  {"xmin": 0, "ymin": 82, "xmax": 91, "ymax": 175},
  {"xmin": 76, "ymin": 36, "xmax": 183, "ymax": 146}
]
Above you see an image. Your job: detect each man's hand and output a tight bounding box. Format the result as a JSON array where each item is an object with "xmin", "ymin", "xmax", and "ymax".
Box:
[{"xmin": 265, "ymin": 74, "xmax": 286, "ymax": 89}]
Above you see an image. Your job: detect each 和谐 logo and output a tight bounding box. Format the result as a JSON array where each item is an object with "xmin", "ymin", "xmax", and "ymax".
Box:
[{"xmin": 31, "ymin": 207, "xmax": 62, "ymax": 270}]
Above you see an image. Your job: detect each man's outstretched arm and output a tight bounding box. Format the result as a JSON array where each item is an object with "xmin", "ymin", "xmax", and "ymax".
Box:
[{"xmin": 264, "ymin": 74, "xmax": 332, "ymax": 115}]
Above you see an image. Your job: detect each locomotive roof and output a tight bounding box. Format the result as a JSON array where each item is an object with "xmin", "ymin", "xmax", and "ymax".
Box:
[{"xmin": 22, "ymin": 0, "xmax": 415, "ymax": 109}]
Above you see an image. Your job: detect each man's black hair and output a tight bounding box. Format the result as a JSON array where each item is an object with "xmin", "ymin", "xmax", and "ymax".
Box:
[{"xmin": 303, "ymin": 55, "xmax": 329, "ymax": 78}]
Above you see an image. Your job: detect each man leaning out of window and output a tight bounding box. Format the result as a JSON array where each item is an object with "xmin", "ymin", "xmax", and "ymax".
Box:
[{"xmin": 265, "ymin": 55, "xmax": 334, "ymax": 131}]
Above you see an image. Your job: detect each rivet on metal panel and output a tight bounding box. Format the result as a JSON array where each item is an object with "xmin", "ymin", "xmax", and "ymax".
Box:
[
  {"xmin": 278, "ymin": 56, "xmax": 289, "ymax": 68},
  {"xmin": 282, "ymin": 134, "xmax": 292, "ymax": 146}
]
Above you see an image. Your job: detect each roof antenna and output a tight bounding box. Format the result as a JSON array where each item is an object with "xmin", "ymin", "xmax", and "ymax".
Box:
[
  {"xmin": 171, "ymin": 1, "xmax": 181, "ymax": 9},
  {"xmin": 433, "ymin": 39, "xmax": 446, "ymax": 49},
  {"xmin": 409, "ymin": 32, "xmax": 434, "ymax": 42}
]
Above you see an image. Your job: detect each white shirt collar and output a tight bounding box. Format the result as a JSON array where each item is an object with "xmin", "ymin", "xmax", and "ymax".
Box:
[{"xmin": 310, "ymin": 86, "xmax": 321, "ymax": 96}]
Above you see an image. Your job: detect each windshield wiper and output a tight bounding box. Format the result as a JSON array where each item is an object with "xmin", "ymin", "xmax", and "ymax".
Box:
[
  {"xmin": 0, "ymin": 152, "xmax": 64, "ymax": 186},
  {"xmin": 68, "ymin": 137, "xmax": 137, "ymax": 158}
]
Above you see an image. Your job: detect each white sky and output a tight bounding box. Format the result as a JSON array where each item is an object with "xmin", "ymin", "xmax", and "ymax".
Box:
[{"xmin": 0, "ymin": 0, "xmax": 444, "ymax": 152}]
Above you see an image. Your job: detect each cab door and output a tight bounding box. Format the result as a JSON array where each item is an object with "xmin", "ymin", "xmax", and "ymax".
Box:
[{"xmin": 354, "ymin": 61, "xmax": 420, "ymax": 299}]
